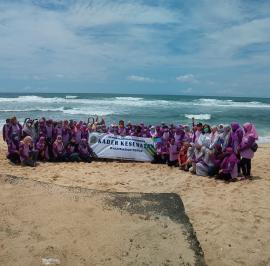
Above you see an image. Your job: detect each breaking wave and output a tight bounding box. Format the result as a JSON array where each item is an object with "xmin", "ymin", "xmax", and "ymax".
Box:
[
  {"xmin": 185, "ymin": 114, "xmax": 211, "ymax": 120},
  {"xmin": 0, "ymin": 96, "xmax": 269, "ymax": 109},
  {"xmin": 192, "ymin": 98, "xmax": 270, "ymax": 108}
]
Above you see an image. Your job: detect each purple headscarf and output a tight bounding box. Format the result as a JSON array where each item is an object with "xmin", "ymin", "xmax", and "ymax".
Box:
[{"xmin": 243, "ymin": 123, "xmax": 258, "ymax": 140}]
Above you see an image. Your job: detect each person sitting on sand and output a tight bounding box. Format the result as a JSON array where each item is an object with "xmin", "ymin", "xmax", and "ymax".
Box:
[
  {"xmin": 35, "ymin": 136, "xmax": 49, "ymax": 161},
  {"xmin": 52, "ymin": 135, "xmax": 67, "ymax": 162},
  {"xmin": 7, "ymin": 133, "xmax": 20, "ymax": 164},
  {"xmin": 208, "ymin": 144, "xmax": 224, "ymax": 176},
  {"xmin": 78, "ymin": 138, "xmax": 92, "ymax": 163},
  {"xmin": 195, "ymin": 146, "xmax": 211, "ymax": 176},
  {"xmin": 66, "ymin": 138, "xmax": 80, "ymax": 162},
  {"xmin": 153, "ymin": 141, "xmax": 168, "ymax": 164},
  {"xmin": 19, "ymin": 136, "xmax": 38, "ymax": 167},
  {"xmin": 189, "ymin": 143, "xmax": 206, "ymax": 174},
  {"xmin": 238, "ymin": 123, "xmax": 258, "ymax": 179},
  {"xmin": 217, "ymin": 147, "xmax": 238, "ymax": 182}
]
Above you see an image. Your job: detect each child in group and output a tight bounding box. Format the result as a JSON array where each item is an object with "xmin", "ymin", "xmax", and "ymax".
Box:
[
  {"xmin": 178, "ymin": 141, "xmax": 190, "ymax": 171},
  {"xmin": 168, "ymin": 138, "xmax": 179, "ymax": 167},
  {"xmin": 52, "ymin": 135, "xmax": 67, "ymax": 162}
]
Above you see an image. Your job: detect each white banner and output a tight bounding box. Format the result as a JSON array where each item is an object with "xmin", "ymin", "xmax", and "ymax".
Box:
[{"xmin": 88, "ymin": 133, "xmax": 156, "ymax": 161}]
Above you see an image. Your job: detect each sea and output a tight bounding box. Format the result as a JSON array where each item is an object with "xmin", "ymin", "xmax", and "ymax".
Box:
[{"xmin": 0, "ymin": 93, "xmax": 269, "ymax": 143}]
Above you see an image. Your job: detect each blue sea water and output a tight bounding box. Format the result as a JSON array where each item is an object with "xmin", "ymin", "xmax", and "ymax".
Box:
[{"xmin": 0, "ymin": 93, "xmax": 269, "ymax": 142}]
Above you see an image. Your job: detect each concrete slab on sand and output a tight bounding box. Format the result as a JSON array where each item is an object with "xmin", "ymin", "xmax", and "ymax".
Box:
[{"xmin": 0, "ymin": 175, "xmax": 205, "ymax": 266}]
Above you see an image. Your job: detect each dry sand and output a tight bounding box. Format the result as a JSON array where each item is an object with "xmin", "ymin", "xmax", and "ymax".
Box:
[{"xmin": 1, "ymin": 138, "xmax": 270, "ymax": 266}]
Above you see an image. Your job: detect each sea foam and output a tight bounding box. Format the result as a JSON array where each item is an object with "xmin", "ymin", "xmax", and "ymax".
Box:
[{"xmin": 185, "ymin": 114, "xmax": 211, "ymax": 120}]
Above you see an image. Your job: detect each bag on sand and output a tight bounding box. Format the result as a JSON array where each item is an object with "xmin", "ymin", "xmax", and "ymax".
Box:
[{"xmin": 251, "ymin": 142, "xmax": 258, "ymax": 152}]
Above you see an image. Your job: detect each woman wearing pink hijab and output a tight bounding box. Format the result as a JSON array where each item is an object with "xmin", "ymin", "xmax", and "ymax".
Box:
[{"xmin": 238, "ymin": 123, "xmax": 258, "ymax": 179}]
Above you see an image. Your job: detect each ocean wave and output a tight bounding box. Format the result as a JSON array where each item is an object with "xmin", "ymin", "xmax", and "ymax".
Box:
[
  {"xmin": 0, "ymin": 95, "xmax": 175, "ymax": 107},
  {"xmin": 114, "ymin": 97, "xmax": 144, "ymax": 101},
  {"xmin": 0, "ymin": 106, "xmax": 115, "ymax": 116},
  {"xmin": 185, "ymin": 114, "xmax": 211, "ymax": 120},
  {"xmin": 0, "ymin": 107, "xmax": 65, "ymax": 112},
  {"xmin": 193, "ymin": 98, "xmax": 270, "ymax": 108},
  {"xmin": 62, "ymin": 108, "xmax": 115, "ymax": 116},
  {"xmin": 65, "ymin": 95, "xmax": 78, "ymax": 99},
  {"xmin": 0, "ymin": 95, "xmax": 270, "ymax": 109},
  {"xmin": 257, "ymin": 136, "xmax": 270, "ymax": 144}
]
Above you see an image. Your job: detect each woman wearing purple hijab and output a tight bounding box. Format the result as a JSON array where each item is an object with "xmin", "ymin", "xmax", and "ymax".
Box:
[
  {"xmin": 36, "ymin": 136, "xmax": 49, "ymax": 161},
  {"xmin": 62, "ymin": 120, "xmax": 71, "ymax": 146},
  {"xmin": 217, "ymin": 147, "xmax": 238, "ymax": 182},
  {"xmin": 238, "ymin": 123, "xmax": 258, "ymax": 179},
  {"xmin": 8, "ymin": 116, "xmax": 22, "ymax": 140},
  {"xmin": 7, "ymin": 133, "xmax": 20, "ymax": 164},
  {"xmin": 78, "ymin": 138, "xmax": 92, "ymax": 163},
  {"xmin": 3, "ymin": 118, "xmax": 11, "ymax": 143},
  {"xmin": 228, "ymin": 122, "xmax": 244, "ymax": 175},
  {"xmin": 229, "ymin": 123, "xmax": 244, "ymax": 153}
]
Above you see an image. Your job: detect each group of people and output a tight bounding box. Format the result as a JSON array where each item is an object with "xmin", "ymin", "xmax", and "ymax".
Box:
[
  {"xmin": 2, "ymin": 116, "xmax": 258, "ymax": 182},
  {"xmin": 3, "ymin": 117, "xmax": 94, "ymax": 167},
  {"xmin": 152, "ymin": 121, "xmax": 258, "ymax": 182}
]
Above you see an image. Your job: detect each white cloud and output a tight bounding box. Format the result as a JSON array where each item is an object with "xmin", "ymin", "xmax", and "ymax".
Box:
[
  {"xmin": 127, "ymin": 75, "xmax": 155, "ymax": 83},
  {"xmin": 176, "ymin": 74, "xmax": 198, "ymax": 83}
]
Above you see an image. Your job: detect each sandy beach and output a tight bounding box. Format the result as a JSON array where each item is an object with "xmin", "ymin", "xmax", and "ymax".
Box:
[{"xmin": 1, "ymin": 137, "xmax": 270, "ymax": 266}]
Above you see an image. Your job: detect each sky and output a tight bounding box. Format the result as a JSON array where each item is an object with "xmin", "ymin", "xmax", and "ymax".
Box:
[{"xmin": 0, "ymin": 0, "xmax": 269, "ymax": 97}]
